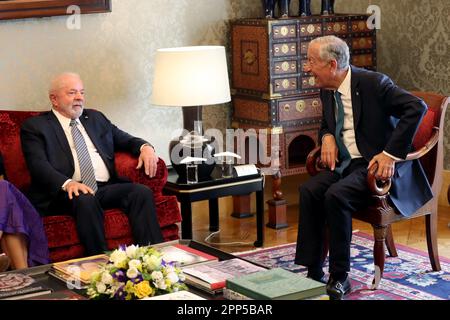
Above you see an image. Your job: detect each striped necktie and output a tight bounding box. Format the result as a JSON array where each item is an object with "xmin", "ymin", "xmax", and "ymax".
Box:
[
  {"xmin": 70, "ymin": 120, "xmax": 98, "ymax": 193},
  {"xmin": 334, "ymin": 91, "xmax": 351, "ymax": 175}
]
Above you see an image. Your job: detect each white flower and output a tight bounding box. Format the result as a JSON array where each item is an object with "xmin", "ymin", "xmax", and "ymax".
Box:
[
  {"xmin": 164, "ymin": 265, "xmax": 175, "ymax": 274},
  {"xmin": 128, "ymin": 259, "xmax": 141, "ymax": 270},
  {"xmin": 155, "ymin": 279, "xmax": 167, "ymax": 290},
  {"xmin": 166, "ymin": 271, "xmax": 179, "ymax": 284},
  {"xmin": 126, "ymin": 245, "xmax": 139, "ymax": 258},
  {"xmin": 151, "ymin": 271, "xmax": 163, "ymax": 281},
  {"xmin": 96, "ymin": 282, "xmax": 107, "ymax": 293},
  {"xmin": 145, "ymin": 255, "xmax": 162, "ymax": 270},
  {"xmin": 126, "ymin": 267, "xmax": 139, "ymax": 279},
  {"xmin": 110, "ymin": 250, "xmax": 128, "ymax": 268},
  {"xmin": 178, "ymin": 273, "xmax": 186, "ymax": 282},
  {"xmin": 101, "ymin": 272, "xmax": 113, "ymax": 285}
]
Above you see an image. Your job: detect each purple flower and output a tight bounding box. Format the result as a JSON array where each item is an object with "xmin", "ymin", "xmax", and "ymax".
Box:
[
  {"xmin": 114, "ymin": 285, "xmax": 126, "ymax": 300},
  {"xmin": 113, "ymin": 270, "xmax": 127, "ymax": 282}
]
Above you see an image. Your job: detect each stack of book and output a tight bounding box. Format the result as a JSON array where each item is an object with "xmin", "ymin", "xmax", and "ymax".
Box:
[
  {"xmin": 0, "ymin": 272, "xmax": 53, "ymax": 300},
  {"xmin": 158, "ymin": 243, "xmax": 218, "ymax": 267},
  {"xmin": 225, "ymin": 268, "xmax": 327, "ymax": 300},
  {"xmin": 49, "ymin": 254, "xmax": 110, "ymax": 289},
  {"xmin": 181, "ymin": 258, "xmax": 266, "ymax": 294}
]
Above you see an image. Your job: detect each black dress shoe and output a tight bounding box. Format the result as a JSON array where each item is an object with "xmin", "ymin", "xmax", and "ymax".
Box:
[{"xmin": 326, "ymin": 276, "xmax": 351, "ymax": 300}]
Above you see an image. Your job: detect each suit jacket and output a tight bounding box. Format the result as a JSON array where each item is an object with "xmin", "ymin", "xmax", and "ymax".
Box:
[
  {"xmin": 20, "ymin": 109, "xmax": 149, "ymax": 213},
  {"xmin": 319, "ymin": 66, "xmax": 433, "ymax": 216}
]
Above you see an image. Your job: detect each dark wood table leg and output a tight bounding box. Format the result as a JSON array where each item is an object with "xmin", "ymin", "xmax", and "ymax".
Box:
[
  {"xmin": 209, "ymin": 198, "xmax": 219, "ymax": 232},
  {"xmin": 254, "ymin": 188, "xmax": 264, "ymax": 247},
  {"xmin": 180, "ymin": 200, "xmax": 193, "ymax": 239}
]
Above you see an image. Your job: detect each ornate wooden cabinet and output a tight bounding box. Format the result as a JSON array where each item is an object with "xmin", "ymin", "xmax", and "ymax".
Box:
[{"xmin": 230, "ymin": 14, "xmax": 376, "ymax": 227}]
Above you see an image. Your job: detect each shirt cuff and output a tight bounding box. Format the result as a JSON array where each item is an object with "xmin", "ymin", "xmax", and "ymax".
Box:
[
  {"xmin": 62, "ymin": 179, "xmax": 72, "ymax": 191},
  {"xmin": 140, "ymin": 143, "xmax": 154, "ymax": 152},
  {"xmin": 321, "ymin": 133, "xmax": 333, "ymax": 142},
  {"xmin": 383, "ymin": 151, "xmax": 402, "ymax": 161}
]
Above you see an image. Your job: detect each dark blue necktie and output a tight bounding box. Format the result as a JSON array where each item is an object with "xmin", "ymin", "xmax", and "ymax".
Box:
[
  {"xmin": 70, "ymin": 120, "xmax": 98, "ymax": 193},
  {"xmin": 334, "ymin": 91, "xmax": 351, "ymax": 175}
]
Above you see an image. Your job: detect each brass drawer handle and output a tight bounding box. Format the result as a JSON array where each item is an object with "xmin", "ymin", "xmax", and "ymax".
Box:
[
  {"xmin": 296, "ymin": 100, "xmax": 306, "ymax": 113},
  {"xmin": 283, "ymin": 104, "xmax": 290, "ymax": 112}
]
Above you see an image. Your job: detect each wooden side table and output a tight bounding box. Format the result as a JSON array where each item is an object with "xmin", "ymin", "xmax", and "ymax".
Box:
[{"xmin": 163, "ymin": 166, "xmax": 265, "ymax": 247}]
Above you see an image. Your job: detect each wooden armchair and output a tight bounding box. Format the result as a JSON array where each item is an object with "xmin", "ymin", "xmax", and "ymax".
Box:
[{"xmin": 306, "ymin": 91, "xmax": 449, "ymax": 288}]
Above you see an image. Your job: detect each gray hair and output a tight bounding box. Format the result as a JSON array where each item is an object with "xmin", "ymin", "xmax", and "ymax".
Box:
[
  {"xmin": 48, "ymin": 72, "xmax": 82, "ymax": 95},
  {"xmin": 310, "ymin": 36, "xmax": 350, "ymax": 70}
]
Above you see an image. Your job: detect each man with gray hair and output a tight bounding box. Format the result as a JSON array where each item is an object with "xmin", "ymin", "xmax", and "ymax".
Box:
[
  {"xmin": 294, "ymin": 36, "xmax": 431, "ymax": 299},
  {"xmin": 21, "ymin": 73, "xmax": 164, "ymax": 256}
]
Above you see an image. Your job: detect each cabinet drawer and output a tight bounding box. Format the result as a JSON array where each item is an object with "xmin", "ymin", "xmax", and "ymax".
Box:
[
  {"xmin": 273, "ymin": 42, "xmax": 298, "ymax": 57},
  {"xmin": 352, "ymin": 37, "xmax": 374, "ymax": 50},
  {"xmin": 272, "ymin": 24, "xmax": 297, "ymax": 39},
  {"xmin": 352, "ymin": 52, "xmax": 375, "ymax": 68},
  {"xmin": 299, "ymin": 23, "xmax": 322, "ymax": 37},
  {"xmin": 273, "ymin": 77, "xmax": 298, "ymax": 93},
  {"xmin": 351, "ymin": 20, "xmax": 372, "ymax": 33},
  {"xmin": 324, "ymin": 21, "xmax": 349, "ymax": 35},
  {"xmin": 273, "ymin": 60, "xmax": 298, "ymax": 75},
  {"xmin": 278, "ymin": 97, "xmax": 322, "ymax": 122}
]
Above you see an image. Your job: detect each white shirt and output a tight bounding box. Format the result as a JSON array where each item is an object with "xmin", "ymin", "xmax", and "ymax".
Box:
[
  {"xmin": 52, "ymin": 109, "xmax": 110, "ymax": 189},
  {"xmin": 335, "ymin": 68, "xmax": 362, "ymax": 159}
]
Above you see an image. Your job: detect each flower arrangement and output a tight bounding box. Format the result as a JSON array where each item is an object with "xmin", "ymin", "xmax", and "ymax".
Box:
[{"xmin": 87, "ymin": 244, "xmax": 187, "ymax": 300}]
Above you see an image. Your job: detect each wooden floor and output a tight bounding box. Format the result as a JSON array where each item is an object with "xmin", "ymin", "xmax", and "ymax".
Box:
[{"xmin": 190, "ymin": 200, "xmax": 450, "ymax": 259}]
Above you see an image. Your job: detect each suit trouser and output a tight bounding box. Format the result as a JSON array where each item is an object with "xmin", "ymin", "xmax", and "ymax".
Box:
[
  {"xmin": 48, "ymin": 182, "xmax": 164, "ymax": 256},
  {"xmin": 294, "ymin": 158, "xmax": 369, "ymax": 275}
]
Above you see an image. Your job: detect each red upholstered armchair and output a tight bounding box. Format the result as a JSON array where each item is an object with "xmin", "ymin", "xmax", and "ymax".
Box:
[{"xmin": 0, "ymin": 110, "xmax": 182, "ymax": 263}]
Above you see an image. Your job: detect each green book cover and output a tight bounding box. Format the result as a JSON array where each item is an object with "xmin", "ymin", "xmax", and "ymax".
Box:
[{"xmin": 225, "ymin": 268, "xmax": 326, "ymax": 300}]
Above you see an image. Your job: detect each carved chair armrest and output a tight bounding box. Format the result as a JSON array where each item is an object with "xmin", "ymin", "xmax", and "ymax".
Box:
[
  {"xmin": 305, "ymin": 146, "xmax": 326, "ymax": 176},
  {"xmin": 367, "ymin": 127, "xmax": 439, "ymax": 196}
]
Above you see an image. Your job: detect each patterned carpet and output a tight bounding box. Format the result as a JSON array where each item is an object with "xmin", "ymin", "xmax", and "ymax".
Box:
[{"xmin": 236, "ymin": 232, "xmax": 450, "ymax": 300}]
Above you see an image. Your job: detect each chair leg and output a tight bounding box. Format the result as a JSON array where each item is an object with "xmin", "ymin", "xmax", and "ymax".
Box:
[
  {"xmin": 385, "ymin": 225, "xmax": 398, "ymax": 257},
  {"xmin": 425, "ymin": 213, "xmax": 441, "ymax": 271},
  {"xmin": 371, "ymin": 224, "xmax": 387, "ymax": 289}
]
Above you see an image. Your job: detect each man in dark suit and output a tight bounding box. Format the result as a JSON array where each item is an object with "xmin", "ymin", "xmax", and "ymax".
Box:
[
  {"xmin": 21, "ymin": 72, "xmax": 164, "ymax": 255},
  {"xmin": 294, "ymin": 36, "xmax": 432, "ymax": 299}
]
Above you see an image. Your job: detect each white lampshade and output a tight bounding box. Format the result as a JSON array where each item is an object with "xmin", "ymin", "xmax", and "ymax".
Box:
[{"xmin": 151, "ymin": 46, "xmax": 231, "ymax": 107}]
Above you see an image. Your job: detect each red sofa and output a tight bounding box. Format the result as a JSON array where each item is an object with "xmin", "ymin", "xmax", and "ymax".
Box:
[{"xmin": 0, "ymin": 110, "xmax": 182, "ymax": 262}]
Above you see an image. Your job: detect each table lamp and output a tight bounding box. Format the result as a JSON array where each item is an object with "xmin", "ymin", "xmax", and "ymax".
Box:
[{"xmin": 151, "ymin": 46, "xmax": 231, "ymax": 180}]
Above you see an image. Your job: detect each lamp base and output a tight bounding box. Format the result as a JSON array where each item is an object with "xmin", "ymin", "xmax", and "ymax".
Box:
[{"xmin": 169, "ymin": 133, "xmax": 216, "ymax": 180}]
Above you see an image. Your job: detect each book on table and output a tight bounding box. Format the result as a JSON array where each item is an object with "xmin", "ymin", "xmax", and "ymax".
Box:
[
  {"xmin": 25, "ymin": 289, "xmax": 87, "ymax": 300},
  {"xmin": 141, "ymin": 290, "xmax": 206, "ymax": 300},
  {"xmin": 47, "ymin": 269, "xmax": 89, "ymax": 289},
  {"xmin": 158, "ymin": 243, "xmax": 218, "ymax": 267},
  {"xmin": 0, "ymin": 272, "xmax": 52, "ymax": 300},
  {"xmin": 223, "ymin": 287, "xmax": 330, "ymax": 300},
  {"xmin": 181, "ymin": 258, "xmax": 266, "ymax": 294},
  {"xmin": 51, "ymin": 254, "xmax": 109, "ymax": 284},
  {"xmin": 225, "ymin": 267, "xmax": 327, "ymax": 300}
]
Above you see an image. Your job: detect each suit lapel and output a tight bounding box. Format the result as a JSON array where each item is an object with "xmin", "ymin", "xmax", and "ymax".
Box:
[
  {"xmin": 47, "ymin": 112, "xmax": 74, "ymax": 168},
  {"xmin": 350, "ymin": 66, "xmax": 362, "ymax": 129},
  {"xmin": 79, "ymin": 111, "xmax": 111, "ymax": 172}
]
